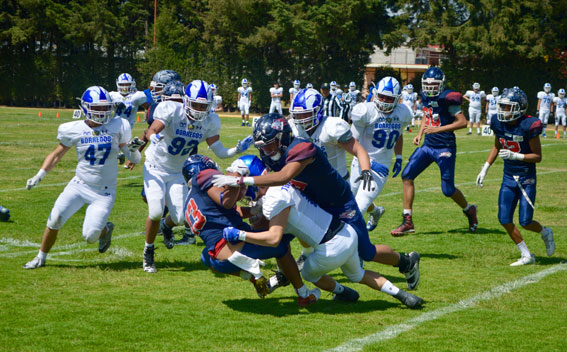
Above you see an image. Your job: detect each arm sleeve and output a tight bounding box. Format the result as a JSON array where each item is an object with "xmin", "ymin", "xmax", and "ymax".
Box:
[
  {"xmin": 132, "ymin": 91, "xmax": 148, "ymax": 106},
  {"xmin": 205, "ymin": 113, "xmax": 222, "ymax": 138},
  {"xmin": 209, "ymin": 140, "xmax": 237, "ymax": 159}
]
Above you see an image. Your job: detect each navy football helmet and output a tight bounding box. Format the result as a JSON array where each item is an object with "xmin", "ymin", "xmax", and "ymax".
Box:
[
  {"xmin": 497, "ymin": 87, "xmax": 528, "ymax": 122},
  {"xmin": 150, "ymin": 70, "xmax": 181, "ymax": 102},
  {"xmin": 422, "ymin": 67, "xmax": 445, "ymax": 97},
  {"xmin": 162, "ymin": 80, "xmax": 185, "ymax": 102},
  {"xmin": 252, "ymin": 113, "xmax": 293, "ymax": 161},
  {"xmin": 182, "ymin": 154, "xmax": 219, "ymax": 183}
]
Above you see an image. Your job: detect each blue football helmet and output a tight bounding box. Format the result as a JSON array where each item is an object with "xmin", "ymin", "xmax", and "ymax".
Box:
[
  {"xmin": 291, "ymin": 88, "xmax": 324, "ymax": 132},
  {"xmin": 374, "ymin": 76, "xmax": 401, "ymax": 113},
  {"xmin": 422, "ymin": 67, "xmax": 445, "ymax": 97},
  {"xmin": 253, "ymin": 113, "xmax": 293, "ymax": 161},
  {"xmin": 80, "ymin": 86, "xmax": 114, "ymax": 125},
  {"xmin": 182, "ymin": 154, "xmax": 219, "ymax": 183},
  {"xmin": 238, "ymin": 155, "xmax": 267, "ymax": 202},
  {"xmin": 497, "ymin": 87, "xmax": 528, "ymax": 122},
  {"xmin": 162, "ymin": 80, "xmax": 185, "ymax": 102},
  {"xmin": 241, "ymin": 78, "xmax": 248, "ymax": 87},
  {"xmin": 116, "ymin": 73, "xmax": 136, "ymax": 96},
  {"xmin": 544, "ymin": 83, "xmax": 551, "ymax": 93},
  {"xmin": 184, "ymin": 80, "xmax": 212, "ymax": 121},
  {"xmin": 293, "ymin": 80, "xmax": 300, "ymax": 89},
  {"xmin": 150, "ymin": 70, "xmax": 181, "ymax": 102}
]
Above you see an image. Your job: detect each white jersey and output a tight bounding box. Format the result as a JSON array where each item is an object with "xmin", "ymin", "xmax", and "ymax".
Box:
[
  {"xmin": 269, "ymin": 87, "xmax": 283, "ymax": 104},
  {"xmin": 465, "ymin": 90, "xmax": 486, "ymax": 110},
  {"xmin": 238, "ymin": 86, "xmax": 253, "ymax": 104},
  {"xmin": 289, "ymin": 87, "xmax": 300, "ymax": 99},
  {"xmin": 401, "ymin": 91, "xmax": 418, "ymax": 112},
  {"xmin": 212, "ymin": 95, "xmax": 223, "ymax": 110},
  {"xmin": 58, "ymin": 118, "xmax": 130, "ymax": 188},
  {"xmin": 289, "ymin": 116, "xmax": 351, "ymax": 178},
  {"xmin": 553, "ymin": 96, "xmax": 566, "ymax": 115},
  {"xmin": 351, "ymin": 102, "xmax": 412, "ymax": 168},
  {"xmin": 330, "ymin": 88, "xmax": 343, "ymax": 99},
  {"xmin": 346, "ymin": 89, "xmax": 361, "ymax": 107},
  {"xmin": 486, "ymin": 94, "xmax": 499, "ymax": 114},
  {"xmin": 144, "ymin": 101, "xmax": 220, "ymax": 173},
  {"xmin": 109, "ymin": 91, "xmax": 147, "ymax": 128},
  {"xmin": 262, "ymin": 184, "xmax": 332, "ymax": 248},
  {"xmin": 537, "ymin": 91, "xmax": 555, "ymax": 112}
]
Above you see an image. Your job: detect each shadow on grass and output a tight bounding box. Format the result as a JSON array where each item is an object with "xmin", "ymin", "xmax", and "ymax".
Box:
[
  {"xmin": 447, "ymin": 227, "xmax": 506, "ymax": 235},
  {"xmin": 50, "ymin": 259, "xmax": 208, "ymax": 272},
  {"xmin": 223, "ymin": 296, "xmax": 400, "ymax": 316},
  {"xmin": 537, "ymin": 257, "xmax": 567, "ymax": 265},
  {"xmin": 122, "ymin": 181, "xmax": 144, "ymax": 188},
  {"xmin": 419, "ymin": 252, "xmax": 459, "ymax": 260}
]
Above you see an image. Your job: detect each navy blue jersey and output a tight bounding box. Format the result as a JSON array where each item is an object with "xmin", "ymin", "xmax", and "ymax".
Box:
[
  {"xmin": 421, "ymin": 89, "xmax": 463, "ymax": 148},
  {"xmin": 184, "ymin": 169, "xmax": 251, "ymax": 253},
  {"xmin": 143, "ymin": 88, "xmax": 159, "ymax": 126},
  {"xmin": 490, "ymin": 115, "xmax": 542, "ymax": 177},
  {"xmin": 261, "ymin": 137, "xmax": 352, "ymax": 207}
]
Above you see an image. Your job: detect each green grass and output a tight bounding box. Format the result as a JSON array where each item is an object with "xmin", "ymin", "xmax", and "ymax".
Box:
[{"xmin": 1, "ymin": 107, "xmax": 566, "ymax": 352}]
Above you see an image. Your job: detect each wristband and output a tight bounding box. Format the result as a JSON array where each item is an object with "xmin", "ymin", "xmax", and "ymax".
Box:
[
  {"xmin": 36, "ymin": 169, "xmax": 47, "ymax": 180},
  {"xmin": 239, "ymin": 177, "xmax": 254, "ymax": 186},
  {"xmin": 238, "ymin": 230, "xmax": 247, "ymax": 241},
  {"xmin": 395, "ymin": 154, "xmax": 402, "ymax": 160}
]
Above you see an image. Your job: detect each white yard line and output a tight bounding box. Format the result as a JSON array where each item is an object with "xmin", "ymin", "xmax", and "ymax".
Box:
[
  {"xmin": 0, "ymin": 175, "xmax": 141, "ymax": 193},
  {"xmin": 326, "ymin": 262, "xmax": 567, "ymax": 352}
]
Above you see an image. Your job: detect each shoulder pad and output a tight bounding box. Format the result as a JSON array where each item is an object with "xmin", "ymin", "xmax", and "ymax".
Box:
[
  {"xmin": 153, "ymin": 101, "xmax": 178, "ymax": 123},
  {"xmin": 350, "ymin": 102, "xmax": 373, "ymax": 123},
  {"xmin": 321, "ymin": 116, "xmax": 351, "ymax": 142},
  {"xmin": 522, "ymin": 116, "xmax": 543, "ymax": 138},
  {"xmin": 196, "ymin": 169, "xmax": 223, "ymax": 190},
  {"xmin": 537, "ymin": 91, "xmax": 545, "ymax": 99},
  {"xmin": 262, "ymin": 185, "xmax": 294, "ymax": 220},
  {"xmin": 443, "ymin": 90, "xmax": 463, "ymax": 105}
]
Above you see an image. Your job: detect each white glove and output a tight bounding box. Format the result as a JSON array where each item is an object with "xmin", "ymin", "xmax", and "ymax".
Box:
[
  {"xmin": 127, "ymin": 137, "xmax": 145, "ymax": 152},
  {"xmin": 212, "ymin": 174, "xmax": 254, "ymax": 188},
  {"xmin": 476, "ymin": 162, "xmax": 491, "ymax": 187},
  {"xmin": 149, "ymin": 133, "xmax": 163, "ymax": 145},
  {"xmin": 498, "ymin": 149, "xmax": 524, "ymax": 161},
  {"xmin": 26, "ymin": 169, "xmax": 46, "ymax": 190},
  {"xmin": 235, "ymin": 135, "xmax": 254, "ymax": 153}
]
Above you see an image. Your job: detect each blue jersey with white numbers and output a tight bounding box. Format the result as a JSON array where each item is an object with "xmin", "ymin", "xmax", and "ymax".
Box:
[
  {"xmin": 261, "ymin": 137, "xmax": 352, "ymax": 208},
  {"xmin": 490, "ymin": 115, "xmax": 542, "ymax": 177},
  {"xmin": 420, "ymin": 89, "xmax": 463, "ymax": 148}
]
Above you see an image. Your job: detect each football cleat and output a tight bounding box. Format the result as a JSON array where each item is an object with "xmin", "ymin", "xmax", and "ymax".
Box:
[
  {"xmin": 241, "ymin": 122, "xmax": 245, "ymax": 126},
  {"xmin": 160, "ymin": 219, "xmax": 175, "ymax": 249},
  {"xmin": 333, "ymin": 286, "xmax": 360, "ymax": 303},
  {"xmin": 403, "ymin": 251, "xmax": 421, "ymax": 290},
  {"xmin": 267, "ymin": 271, "xmax": 290, "ymax": 293},
  {"xmin": 390, "ymin": 214, "xmax": 414, "ymax": 236},
  {"xmin": 510, "ymin": 254, "xmax": 535, "ymax": 267},
  {"xmin": 296, "ymin": 254, "xmax": 307, "ymax": 272},
  {"xmin": 366, "ymin": 206, "xmax": 385, "ymax": 231},
  {"xmin": 250, "ymin": 276, "xmax": 270, "ymax": 298},
  {"xmin": 298, "ymin": 288, "xmax": 321, "ymax": 308},
  {"xmin": 541, "ymin": 227, "xmax": 555, "ymax": 256},
  {"xmin": 394, "ymin": 289, "xmax": 424, "ymax": 309},
  {"xmin": 143, "ymin": 246, "xmax": 157, "ymax": 273},
  {"xmin": 24, "ymin": 256, "xmax": 45, "ymax": 269},
  {"xmin": 463, "ymin": 205, "xmax": 478, "ymax": 232},
  {"xmin": 98, "ymin": 222, "xmax": 113, "ymax": 253}
]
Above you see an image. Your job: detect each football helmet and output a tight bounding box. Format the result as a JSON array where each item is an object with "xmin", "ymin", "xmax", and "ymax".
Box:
[
  {"xmin": 544, "ymin": 83, "xmax": 551, "ymax": 93},
  {"xmin": 349, "ymin": 81, "xmax": 356, "ymax": 91},
  {"xmin": 473, "ymin": 82, "xmax": 480, "ymax": 90},
  {"xmin": 422, "ymin": 67, "xmax": 445, "ymax": 97},
  {"xmin": 252, "ymin": 113, "xmax": 293, "ymax": 161},
  {"xmin": 162, "ymin": 80, "xmax": 185, "ymax": 102},
  {"xmin": 290, "ymin": 88, "xmax": 324, "ymax": 132},
  {"xmin": 374, "ymin": 76, "xmax": 401, "ymax": 113},
  {"xmin": 238, "ymin": 155, "xmax": 267, "ymax": 202},
  {"xmin": 242, "ymin": 78, "xmax": 248, "ymax": 87},
  {"xmin": 182, "ymin": 154, "xmax": 219, "ymax": 183},
  {"xmin": 559, "ymin": 88, "xmax": 565, "ymax": 98},
  {"xmin": 116, "ymin": 73, "xmax": 136, "ymax": 96},
  {"xmin": 210, "ymin": 83, "xmax": 217, "ymax": 92},
  {"xmin": 184, "ymin": 79, "xmax": 212, "ymax": 121},
  {"xmin": 497, "ymin": 87, "xmax": 528, "ymax": 122},
  {"xmin": 306, "ymin": 83, "xmax": 313, "ymax": 89},
  {"xmin": 492, "ymin": 87, "xmax": 499, "ymax": 95},
  {"xmin": 294, "ymin": 80, "xmax": 300, "ymax": 89},
  {"xmin": 150, "ymin": 70, "xmax": 181, "ymax": 102},
  {"xmin": 330, "ymin": 81, "xmax": 337, "ymax": 90},
  {"xmin": 80, "ymin": 86, "xmax": 114, "ymax": 125},
  {"xmin": 406, "ymin": 84, "xmax": 414, "ymax": 93}
]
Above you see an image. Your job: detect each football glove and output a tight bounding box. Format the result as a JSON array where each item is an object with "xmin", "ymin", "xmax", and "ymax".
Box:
[
  {"xmin": 235, "ymin": 135, "xmax": 254, "ymax": 153},
  {"xmin": 212, "ymin": 174, "xmax": 254, "ymax": 188},
  {"xmin": 498, "ymin": 149, "xmax": 524, "ymax": 161},
  {"xmin": 476, "ymin": 162, "xmax": 491, "ymax": 187},
  {"xmin": 223, "ymin": 226, "xmax": 246, "ymax": 243},
  {"xmin": 149, "ymin": 133, "xmax": 163, "ymax": 145},
  {"xmin": 26, "ymin": 169, "xmax": 46, "ymax": 190},
  {"xmin": 392, "ymin": 155, "xmax": 403, "ymax": 177},
  {"xmin": 355, "ymin": 170, "xmax": 374, "ymax": 192},
  {"xmin": 128, "ymin": 137, "xmax": 145, "ymax": 152}
]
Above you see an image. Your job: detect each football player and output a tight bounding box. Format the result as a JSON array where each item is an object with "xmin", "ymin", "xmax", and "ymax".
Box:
[
  {"xmin": 289, "ymin": 80, "xmax": 300, "ymax": 104},
  {"xmin": 464, "ymin": 82, "xmax": 486, "ymax": 135},
  {"xmin": 212, "ymin": 114, "xmax": 421, "ymax": 288},
  {"xmin": 536, "ymin": 83, "xmax": 554, "ymax": 138},
  {"xmin": 269, "ymin": 82, "xmax": 283, "ymax": 115},
  {"xmin": 210, "ymin": 84, "xmax": 223, "ymax": 112},
  {"xmin": 475, "ymin": 87, "xmax": 555, "ymax": 266},
  {"xmin": 110, "ymin": 73, "xmax": 147, "ymax": 130},
  {"xmin": 350, "ymin": 77, "xmax": 414, "ymax": 231},
  {"xmin": 553, "ymin": 88, "xmax": 566, "ymax": 138},
  {"xmin": 237, "ymin": 78, "xmax": 253, "ymax": 126},
  {"xmin": 391, "ymin": 67, "xmax": 478, "ymax": 236},
  {"xmin": 24, "ymin": 86, "xmax": 140, "ymax": 269},
  {"xmin": 401, "ymin": 84, "xmax": 418, "ymax": 127},
  {"xmin": 223, "ymin": 181, "xmax": 424, "ymax": 308},
  {"xmin": 485, "ymin": 87, "xmax": 499, "ymax": 126},
  {"xmin": 184, "ymin": 156, "xmax": 320, "ymax": 307}
]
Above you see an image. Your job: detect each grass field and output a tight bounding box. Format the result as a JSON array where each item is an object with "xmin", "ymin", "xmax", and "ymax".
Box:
[{"xmin": 1, "ymin": 107, "xmax": 566, "ymax": 352}]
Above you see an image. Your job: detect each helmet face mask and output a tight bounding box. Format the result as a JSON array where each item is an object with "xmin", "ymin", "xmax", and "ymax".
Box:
[
  {"xmin": 497, "ymin": 87, "xmax": 528, "ymax": 123},
  {"xmin": 253, "ymin": 114, "xmax": 292, "ymax": 161},
  {"xmin": 544, "ymin": 83, "xmax": 551, "ymax": 93},
  {"xmin": 80, "ymin": 86, "xmax": 114, "ymax": 125},
  {"xmin": 184, "ymin": 80, "xmax": 212, "ymax": 121},
  {"xmin": 116, "ymin": 73, "xmax": 136, "ymax": 96},
  {"xmin": 374, "ymin": 76, "xmax": 401, "ymax": 113},
  {"xmin": 421, "ymin": 67, "xmax": 445, "ymax": 97},
  {"xmin": 559, "ymin": 89, "xmax": 565, "ymax": 98}
]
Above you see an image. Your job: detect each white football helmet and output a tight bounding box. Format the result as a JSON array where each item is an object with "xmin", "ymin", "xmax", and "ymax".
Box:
[
  {"xmin": 242, "ymin": 78, "xmax": 248, "ymax": 87},
  {"xmin": 544, "ymin": 83, "xmax": 551, "ymax": 93},
  {"xmin": 116, "ymin": 73, "xmax": 136, "ymax": 96},
  {"xmin": 306, "ymin": 83, "xmax": 313, "ymax": 89},
  {"xmin": 290, "ymin": 88, "xmax": 324, "ymax": 132},
  {"xmin": 184, "ymin": 80, "xmax": 212, "ymax": 121},
  {"xmin": 492, "ymin": 87, "xmax": 499, "ymax": 95},
  {"xmin": 210, "ymin": 83, "xmax": 217, "ymax": 92},
  {"xmin": 293, "ymin": 80, "xmax": 300, "ymax": 89},
  {"xmin": 374, "ymin": 76, "xmax": 401, "ymax": 113},
  {"xmin": 349, "ymin": 81, "xmax": 356, "ymax": 91},
  {"xmin": 330, "ymin": 81, "xmax": 337, "ymax": 91},
  {"xmin": 473, "ymin": 82, "xmax": 480, "ymax": 91},
  {"xmin": 80, "ymin": 86, "xmax": 114, "ymax": 125},
  {"xmin": 559, "ymin": 88, "xmax": 565, "ymax": 98},
  {"xmin": 407, "ymin": 84, "xmax": 414, "ymax": 94}
]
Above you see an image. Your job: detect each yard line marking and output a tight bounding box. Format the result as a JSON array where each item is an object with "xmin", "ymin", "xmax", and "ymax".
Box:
[
  {"xmin": 0, "ymin": 175, "xmax": 142, "ymax": 193},
  {"xmin": 379, "ymin": 169, "xmax": 566, "ymax": 198},
  {"xmin": 326, "ymin": 263, "xmax": 567, "ymax": 352},
  {"xmin": 456, "ymin": 142, "xmax": 564, "ymax": 155}
]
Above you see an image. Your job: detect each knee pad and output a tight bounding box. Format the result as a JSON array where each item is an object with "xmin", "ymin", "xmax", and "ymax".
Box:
[
  {"xmin": 83, "ymin": 229, "xmax": 101, "ymax": 244},
  {"xmin": 441, "ymin": 179, "xmax": 456, "ymax": 197},
  {"xmin": 148, "ymin": 205, "xmax": 164, "ymax": 221},
  {"xmin": 46, "ymin": 210, "xmax": 64, "ymax": 230},
  {"xmin": 345, "ymin": 269, "xmax": 365, "ymax": 283}
]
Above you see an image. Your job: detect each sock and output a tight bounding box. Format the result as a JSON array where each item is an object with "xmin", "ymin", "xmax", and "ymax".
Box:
[
  {"xmin": 477, "ymin": 127, "xmax": 480, "ymax": 133},
  {"xmin": 302, "ymin": 247, "xmax": 314, "ymax": 256},
  {"xmin": 38, "ymin": 250, "xmax": 48, "ymax": 260},
  {"xmin": 296, "ymin": 285, "xmax": 309, "ymax": 298},
  {"xmin": 333, "ymin": 282, "xmax": 345, "ymax": 294},
  {"xmin": 145, "ymin": 242, "xmax": 154, "ymax": 248},
  {"xmin": 517, "ymin": 241, "xmax": 531, "ymax": 257},
  {"xmin": 240, "ymin": 271, "xmax": 252, "ymax": 280},
  {"xmin": 469, "ymin": 128, "xmax": 472, "ymax": 133},
  {"xmin": 403, "ymin": 209, "xmax": 412, "ymax": 216},
  {"xmin": 396, "ymin": 253, "xmax": 410, "ymax": 272},
  {"xmin": 162, "ymin": 221, "xmax": 172, "ymax": 231},
  {"xmin": 463, "ymin": 204, "xmax": 472, "ymax": 212},
  {"xmin": 380, "ymin": 280, "xmax": 400, "ymax": 296}
]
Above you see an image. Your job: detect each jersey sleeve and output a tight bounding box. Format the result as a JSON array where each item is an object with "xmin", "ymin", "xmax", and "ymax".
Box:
[
  {"xmin": 248, "ymin": 87, "xmax": 253, "ymax": 93},
  {"xmin": 480, "ymin": 91, "xmax": 486, "ymax": 99},
  {"xmin": 57, "ymin": 122, "xmax": 79, "ymax": 147},
  {"xmin": 262, "ymin": 186, "xmax": 294, "ymax": 220},
  {"xmin": 397, "ymin": 103, "xmax": 414, "ymax": 126},
  {"xmin": 119, "ymin": 118, "xmax": 131, "ymax": 145},
  {"xmin": 526, "ymin": 118, "xmax": 543, "ymax": 139},
  {"xmin": 446, "ymin": 91, "xmax": 463, "ymax": 105},
  {"xmin": 553, "ymin": 97, "xmax": 559, "ymax": 104},
  {"xmin": 204, "ymin": 113, "xmax": 221, "ymax": 139},
  {"xmin": 350, "ymin": 102, "xmax": 370, "ymax": 139},
  {"xmin": 197, "ymin": 169, "xmax": 223, "ymax": 191},
  {"xmin": 269, "ymin": 87, "xmax": 275, "ymax": 94},
  {"xmin": 237, "ymin": 87, "xmax": 243, "ymax": 94},
  {"xmin": 214, "ymin": 95, "xmax": 223, "ymax": 105},
  {"xmin": 152, "ymin": 101, "xmax": 176, "ymax": 126},
  {"xmin": 464, "ymin": 91, "xmax": 472, "ymax": 98},
  {"xmin": 131, "ymin": 91, "xmax": 148, "ymax": 106},
  {"xmin": 286, "ymin": 141, "xmax": 317, "ymax": 163},
  {"xmin": 321, "ymin": 117, "xmax": 352, "ymax": 144},
  {"xmin": 537, "ymin": 91, "xmax": 545, "ymax": 100},
  {"xmin": 109, "ymin": 91, "xmax": 123, "ymax": 102}
]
